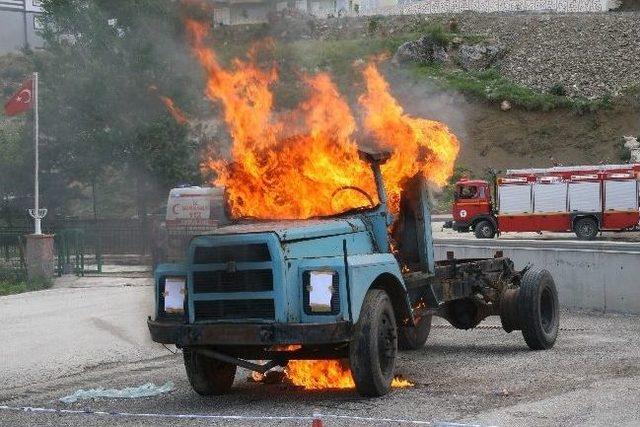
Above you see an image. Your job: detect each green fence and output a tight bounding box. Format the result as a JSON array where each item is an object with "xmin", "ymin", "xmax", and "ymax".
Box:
[
  {"xmin": 0, "ymin": 231, "xmax": 27, "ymax": 282},
  {"xmin": 54, "ymin": 229, "xmax": 102, "ymax": 276},
  {"xmin": 0, "ymin": 218, "xmax": 152, "ymax": 277}
]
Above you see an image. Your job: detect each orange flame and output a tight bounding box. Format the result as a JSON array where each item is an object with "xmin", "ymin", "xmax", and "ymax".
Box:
[
  {"xmin": 185, "ymin": 19, "xmax": 459, "ymax": 220},
  {"xmin": 159, "ymin": 95, "xmax": 189, "ymax": 125},
  {"xmin": 285, "ymin": 360, "xmax": 413, "ymax": 390}
]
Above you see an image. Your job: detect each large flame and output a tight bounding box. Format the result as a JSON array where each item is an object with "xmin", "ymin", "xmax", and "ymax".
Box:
[
  {"xmin": 185, "ymin": 19, "xmax": 459, "ymax": 219},
  {"xmin": 285, "ymin": 360, "xmax": 413, "ymax": 390}
]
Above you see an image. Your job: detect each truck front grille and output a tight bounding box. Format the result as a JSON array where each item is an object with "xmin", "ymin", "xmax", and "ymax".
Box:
[
  {"xmin": 193, "ymin": 270, "xmax": 273, "ymax": 293},
  {"xmin": 190, "ymin": 239, "xmax": 278, "ymax": 322},
  {"xmin": 193, "ymin": 243, "xmax": 271, "ymax": 263},
  {"xmin": 194, "ymin": 299, "xmax": 275, "ymax": 321}
]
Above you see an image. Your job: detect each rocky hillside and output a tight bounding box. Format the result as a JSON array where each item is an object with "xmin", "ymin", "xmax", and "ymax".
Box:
[
  {"xmin": 455, "ymin": 13, "xmax": 640, "ymax": 98},
  {"xmin": 222, "ymin": 11, "xmax": 640, "ymax": 100}
]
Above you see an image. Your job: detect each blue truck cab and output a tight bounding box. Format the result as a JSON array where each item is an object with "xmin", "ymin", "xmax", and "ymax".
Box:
[{"xmin": 149, "ymin": 151, "xmax": 560, "ymax": 397}]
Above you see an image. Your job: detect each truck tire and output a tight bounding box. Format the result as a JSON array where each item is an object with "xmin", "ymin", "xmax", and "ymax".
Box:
[
  {"xmin": 349, "ymin": 289, "xmax": 397, "ymax": 397},
  {"xmin": 183, "ymin": 348, "xmax": 237, "ymax": 395},
  {"xmin": 474, "ymin": 220, "xmax": 496, "ymax": 239},
  {"xmin": 518, "ymin": 268, "xmax": 559, "ymax": 350},
  {"xmin": 573, "ymin": 217, "xmax": 598, "ymax": 240},
  {"xmin": 398, "ymin": 315, "xmax": 432, "ymax": 350}
]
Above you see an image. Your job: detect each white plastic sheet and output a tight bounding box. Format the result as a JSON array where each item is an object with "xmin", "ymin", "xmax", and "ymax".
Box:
[{"xmin": 60, "ymin": 382, "xmax": 174, "ymax": 403}]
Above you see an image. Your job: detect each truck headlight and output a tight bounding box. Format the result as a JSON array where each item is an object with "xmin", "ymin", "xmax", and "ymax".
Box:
[
  {"xmin": 303, "ymin": 270, "xmax": 339, "ymax": 315},
  {"xmin": 162, "ymin": 276, "xmax": 186, "ymax": 314}
]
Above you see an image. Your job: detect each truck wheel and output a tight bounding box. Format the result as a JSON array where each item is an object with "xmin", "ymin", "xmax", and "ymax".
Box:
[
  {"xmin": 518, "ymin": 268, "xmax": 559, "ymax": 350},
  {"xmin": 349, "ymin": 289, "xmax": 397, "ymax": 397},
  {"xmin": 398, "ymin": 315, "xmax": 432, "ymax": 350},
  {"xmin": 573, "ymin": 218, "xmax": 598, "ymax": 240},
  {"xmin": 183, "ymin": 348, "xmax": 237, "ymax": 395},
  {"xmin": 474, "ymin": 220, "xmax": 496, "ymax": 239}
]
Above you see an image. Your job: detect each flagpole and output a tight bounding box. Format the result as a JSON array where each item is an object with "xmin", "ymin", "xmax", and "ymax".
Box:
[{"xmin": 33, "ymin": 71, "xmax": 41, "ymax": 235}]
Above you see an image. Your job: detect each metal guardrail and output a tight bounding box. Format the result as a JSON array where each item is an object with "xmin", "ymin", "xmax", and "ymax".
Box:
[{"xmin": 434, "ymin": 237, "xmax": 640, "ymax": 254}]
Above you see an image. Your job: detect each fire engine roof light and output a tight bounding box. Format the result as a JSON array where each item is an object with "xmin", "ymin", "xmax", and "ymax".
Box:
[
  {"xmin": 507, "ymin": 163, "xmax": 640, "ymax": 176},
  {"xmin": 571, "ymin": 174, "xmax": 599, "ymax": 181},
  {"xmin": 499, "ymin": 177, "xmax": 528, "ymax": 184},
  {"xmin": 609, "ymin": 173, "xmax": 633, "ymax": 179},
  {"xmin": 538, "ymin": 176, "xmax": 561, "ymax": 183}
]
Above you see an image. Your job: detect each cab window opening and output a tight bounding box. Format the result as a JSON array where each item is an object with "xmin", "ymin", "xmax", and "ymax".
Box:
[{"xmin": 456, "ymin": 185, "xmax": 478, "ymax": 200}]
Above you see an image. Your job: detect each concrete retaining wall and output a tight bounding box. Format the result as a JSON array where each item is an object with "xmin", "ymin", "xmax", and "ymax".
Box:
[{"xmin": 434, "ymin": 239, "xmax": 640, "ymax": 314}]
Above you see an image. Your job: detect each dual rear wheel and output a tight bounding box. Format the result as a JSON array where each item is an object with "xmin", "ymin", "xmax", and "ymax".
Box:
[{"xmin": 518, "ymin": 267, "xmax": 560, "ymax": 350}]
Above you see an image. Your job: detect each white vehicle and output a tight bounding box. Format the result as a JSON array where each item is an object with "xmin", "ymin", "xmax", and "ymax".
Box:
[{"xmin": 161, "ymin": 186, "xmax": 228, "ymax": 261}]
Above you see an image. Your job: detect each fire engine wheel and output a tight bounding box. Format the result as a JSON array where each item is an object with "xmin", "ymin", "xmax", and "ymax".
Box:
[
  {"xmin": 573, "ymin": 217, "xmax": 598, "ymax": 240},
  {"xmin": 398, "ymin": 315, "xmax": 432, "ymax": 350},
  {"xmin": 518, "ymin": 267, "xmax": 560, "ymax": 350},
  {"xmin": 183, "ymin": 348, "xmax": 237, "ymax": 396},
  {"xmin": 474, "ymin": 220, "xmax": 496, "ymax": 239},
  {"xmin": 349, "ymin": 289, "xmax": 398, "ymax": 397}
]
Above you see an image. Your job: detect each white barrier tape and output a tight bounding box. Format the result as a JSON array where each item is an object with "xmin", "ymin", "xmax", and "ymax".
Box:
[
  {"xmin": 0, "ymin": 406, "xmax": 311, "ymax": 422},
  {"xmin": 0, "ymin": 405, "xmax": 482, "ymax": 425}
]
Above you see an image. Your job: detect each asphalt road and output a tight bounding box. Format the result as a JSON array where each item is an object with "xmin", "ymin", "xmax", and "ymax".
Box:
[{"xmin": 1, "ymin": 277, "xmax": 640, "ymax": 426}]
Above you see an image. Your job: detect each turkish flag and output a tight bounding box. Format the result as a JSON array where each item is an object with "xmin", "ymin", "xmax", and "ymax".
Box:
[{"xmin": 4, "ymin": 78, "xmax": 34, "ymax": 116}]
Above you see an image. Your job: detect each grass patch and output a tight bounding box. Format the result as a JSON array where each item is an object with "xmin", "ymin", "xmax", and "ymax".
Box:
[
  {"xmin": 0, "ymin": 278, "xmax": 51, "ymax": 296},
  {"xmin": 0, "ymin": 266, "xmax": 51, "ymax": 296},
  {"xmin": 0, "ymin": 279, "xmax": 29, "ymax": 296},
  {"xmin": 411, "ymin": 64, "xmax": 608, "ymax": 113}
]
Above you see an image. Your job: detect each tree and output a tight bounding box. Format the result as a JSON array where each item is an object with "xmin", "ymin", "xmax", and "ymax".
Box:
[{"xmin": 34, "ymin": 0, "xmax": 205, "ymax": 219}]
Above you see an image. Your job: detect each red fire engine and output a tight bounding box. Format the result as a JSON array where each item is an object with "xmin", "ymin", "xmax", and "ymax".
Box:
[{"xmin": 448, "ymin": 164, "xmax": 640, "ymax": 240}]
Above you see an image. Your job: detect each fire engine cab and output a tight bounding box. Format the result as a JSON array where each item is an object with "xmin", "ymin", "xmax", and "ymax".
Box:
[{"xmin": 449, "ymin": 164, "xmax": 640, "ymax": 240}]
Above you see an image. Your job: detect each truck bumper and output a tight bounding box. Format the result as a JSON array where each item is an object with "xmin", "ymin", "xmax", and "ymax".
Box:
[{"xmin": 148, "ymin": 319, "xmax": 353, "ymax": 347}]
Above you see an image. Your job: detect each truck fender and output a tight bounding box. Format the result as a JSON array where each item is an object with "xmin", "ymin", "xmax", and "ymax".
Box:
[
  {"xmin": 346, "ymin": 253, "xmax": 412, "ymax": 326},
  {"xmin": 471, "ymin": 214, "xmax": 497, "ymax": 229},
  {"xmin": 370, "ymin": 273, "xmax": 414, "ymax": 327}
]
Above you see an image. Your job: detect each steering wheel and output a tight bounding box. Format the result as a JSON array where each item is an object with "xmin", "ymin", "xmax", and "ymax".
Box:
[{"xmin": 330, "ymin": 186, "xmax": 376, "ymax": 212}]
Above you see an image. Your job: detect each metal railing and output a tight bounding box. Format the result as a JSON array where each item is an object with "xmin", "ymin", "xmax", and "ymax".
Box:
[
  {"xmin": 0, "ymin": 217, "xmax": 155, "ymax": 276},
  {"xmin": 0, "ymin": 231, "xmax": 27, "ymax": 281}
]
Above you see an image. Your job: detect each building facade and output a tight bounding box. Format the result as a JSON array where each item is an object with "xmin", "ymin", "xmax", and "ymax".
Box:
[
  {"xmin": 211, "ymin": 0, "xmax": 352, "ymax": 25},
  {"xmin": 0, "ymin": 0, "xmax": 44, "ymax": 55}
]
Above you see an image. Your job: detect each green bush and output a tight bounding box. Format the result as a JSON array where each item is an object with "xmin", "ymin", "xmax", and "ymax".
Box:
[
  {"xmin": 367, "ymin": 17, "xmax": 382, "ymax": 35},
  {"xmin": 424, "ymin": 24, "xmax": 452, "ymax": 48},
  {"xmin": 0, "ymin": 266, "xmax": 51, "ymax": 296},
  {"xmin": 549, "ymin": 83, "xmax": 567, "ymax": 97}
]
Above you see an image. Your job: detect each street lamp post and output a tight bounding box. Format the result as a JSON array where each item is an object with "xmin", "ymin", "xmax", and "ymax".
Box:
[{"xmin": 27, "ymin": 72, "xmax": 47, "ymax": 234}]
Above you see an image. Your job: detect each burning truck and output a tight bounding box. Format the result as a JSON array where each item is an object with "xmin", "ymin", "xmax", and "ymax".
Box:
[
  {"xmin": 148, "ymin": 152, "xmax": 560, "ymax": 397},
  {"xmin": 147, "ymin": 19, "xmax": 560, "ymax": 397}
]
